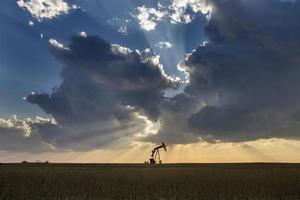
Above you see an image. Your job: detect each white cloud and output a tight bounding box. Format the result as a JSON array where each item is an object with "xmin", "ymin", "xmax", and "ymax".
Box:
[
  {"xmin": 71, "ymin": 4, "xmax": 80, "ymax": 9},
  {"xmin": 155, "ymin": 41, "xmax": 173, "ymax": 49},
  {"xmin": 133, "ymin": 0, "xmax": 212, "ymax": 30},
  {"xmin": 0, "ymin": 115, "xmax": 31, "ymax": 137},
  {"xmin": 111, "ymin": 44, "xmax": 132, "ymax": 55},
  {"xmin": 135, "ymin": 6, "xmax": 167, "ymax": 31},
  {"xmin": 30, "ymin": 116, "xmax": 57, "ymax": 125},
  {"xmin": 169, "ymin": 0, "xmax": 211, "ymax": 23},
  {"xmin": 0, "ymin": 115, "xmax": 57, "ymax": 139},
  {"xmin": 28, "ymin": 20, "xmax": 34, "ymax": 26},
  {"xmin": 17, "ymin": 0, "xmax": 72, "ymax": 21},
  {"xmin": 49, "ymin": 38, "xmax": 68, "ymax": 50},
  {"xmin": 118, "ymin": 25, "xmax": 128, "ymax": 35},
  {"xmin": 80, "ymin": 31, "xmax": 87, "ymax": 37}
]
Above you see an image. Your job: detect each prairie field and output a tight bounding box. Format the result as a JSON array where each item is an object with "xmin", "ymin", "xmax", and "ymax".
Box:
[{"xmin": 0, "ymin": 163, "xmax": 300, "ymax": 200}]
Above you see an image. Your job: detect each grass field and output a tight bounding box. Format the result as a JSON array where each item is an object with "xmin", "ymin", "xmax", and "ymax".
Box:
[{"xmin": 1, "ymin": 163, "xmax": 300, "ymax": 200}]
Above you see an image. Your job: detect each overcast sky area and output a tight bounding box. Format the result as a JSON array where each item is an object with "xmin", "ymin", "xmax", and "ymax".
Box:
[{"xmin": 1, "ymin": 0, "xmax": 300, "ymax": 163}]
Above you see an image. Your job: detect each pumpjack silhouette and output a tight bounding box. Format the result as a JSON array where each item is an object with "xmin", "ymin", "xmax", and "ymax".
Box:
[{"xmin": 147, "ymin": 142, "xmax": 167, "ymax": 164}]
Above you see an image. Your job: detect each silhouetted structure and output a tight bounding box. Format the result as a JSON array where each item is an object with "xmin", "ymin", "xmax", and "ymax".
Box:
[{"xmin": 147, "ymin": 142, "xmax": 167, "ymax": 164}]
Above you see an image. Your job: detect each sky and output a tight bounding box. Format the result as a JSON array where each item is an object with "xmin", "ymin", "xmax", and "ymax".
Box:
[{"xmin": 1, "ymin": 0, "xmax": 300, "ymax": 163}]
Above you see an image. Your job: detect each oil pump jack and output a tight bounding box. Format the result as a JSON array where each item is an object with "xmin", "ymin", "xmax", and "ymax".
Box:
[{"xmin": 148, "ymin": 142, "xmax": 167, "ymax": 164}]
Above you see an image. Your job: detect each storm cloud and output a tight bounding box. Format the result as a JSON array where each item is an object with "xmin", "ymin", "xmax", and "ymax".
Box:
[
  {"xmin": 4, "ymin": 0, "xmax": 300, "ymax": 152},
  {"xmin": 182, "ymin": 0, "xmax": 300, "ymax": 142},
  {"xmin": 25, "ymin": 35, "xmax": 176, "ymax": 150}
]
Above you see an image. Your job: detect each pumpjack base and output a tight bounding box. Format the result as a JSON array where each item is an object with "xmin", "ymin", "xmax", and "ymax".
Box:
[{"xmin": 149, "ymin": 158, "xmax": 156, "ymax": 164}]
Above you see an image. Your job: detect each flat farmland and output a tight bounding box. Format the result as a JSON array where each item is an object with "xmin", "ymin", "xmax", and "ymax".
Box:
[{"xmin": 1, "ymin": 163, "xmax": 300, "ymax": 200}]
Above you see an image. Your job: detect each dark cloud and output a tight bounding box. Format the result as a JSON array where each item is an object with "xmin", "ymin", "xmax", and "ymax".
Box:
[
  {"xmin": 6, "ymin": 0, "xmax": 300, "ymax": 152},
  {"xmin": 25, "ymin": 35, "xmax": 176, "ymax": 150},
  {"xmin": 145, "ymin": 0, "xmax": 300, "ymax": 144},
  {"xmin": 145, "ymin": 93, "xmax": 202, "ymax": 144},
  {"xmin": 182, "ymin": 0, "xmax": 300, "ymax": 142}
]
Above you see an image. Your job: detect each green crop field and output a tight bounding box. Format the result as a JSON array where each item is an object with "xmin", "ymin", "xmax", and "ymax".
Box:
[{"xmin": 1, "ymin": 163, "xmax": 300, "ymax": 200}]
